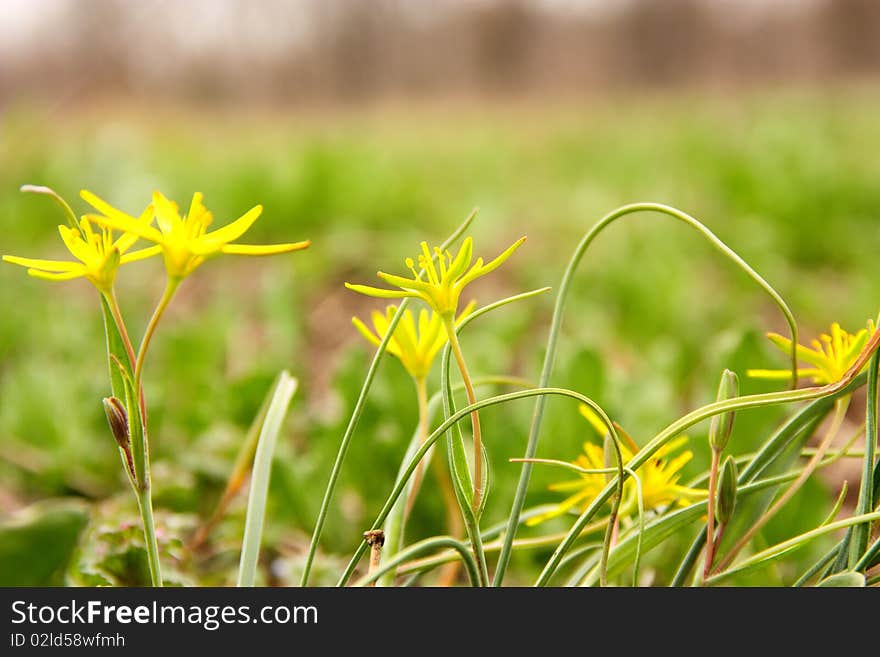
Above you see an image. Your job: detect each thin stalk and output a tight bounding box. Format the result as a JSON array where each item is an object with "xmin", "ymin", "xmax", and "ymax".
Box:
[
  {"xmin": 104, "ymin": 289, "xmax": 137, "ymax": 366},
  {"xmin": 300, "ymin": 213, "xmax": 475, "ymax": 587},
  {"xmin": 404, "ymin": 377, "xmax": 430, "ymax": 517},
  {"xmin": 495, "ymin": 202, "xmax": 800, "ymax": 587},
  {"xmin": 433, "ymin": 451, "xmax": 465, "ymax": 585},
  {"xmin": 137, "ymin": 489, "xmax": 162, "ymax": 587},
  {"xmin": 134, "ymin": 278, "xmax": 180, "ymax": 392},
  {"xmin": 128, "ymin": 277, "xmax": 179, "ymax": 588},
  {"xmin": 703, "ymin": 449, "xmax": 721, "ymax": 578},
  {"xmin": 443, "ymin": 316, "xmax": 483, "ymax": 513},
  {"xmin": 850, "ymin": 350, "xmax": 879, "ymax": 566},
  {"xmin": 715, "ymin": 396, "xmax": 850, "ymax": 573},
  {"xmin": 377, "ymin": 377, "xmax": 429, "ymax": 587}
]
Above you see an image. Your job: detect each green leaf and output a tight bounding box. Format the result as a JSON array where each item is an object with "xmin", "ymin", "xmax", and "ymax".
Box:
[
  {"xmin": 0, "ymin": 499, "xmax": 89, "ymax": 585},
  {"xmin": 237, "ymin": 371, "xmax": 298, "ymax": 587},
  {"xmin": 99, "ymin": 294, "xmax": 133, "ymax": 401},
  {"xmin": 817, "ymin": 571, "xmax": 865, "ymax": 587}
]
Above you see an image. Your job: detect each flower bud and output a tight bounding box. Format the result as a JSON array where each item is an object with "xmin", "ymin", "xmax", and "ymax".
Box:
[
  {"xmin": 102, "ymin": 396, "xmax": 129, "ymax": 450},
  {"xmin": 716, "ymin": 455, "xmax": 738, "ymax": 525},
  {"xmin": 709, "ymin": 369, "xmax": 738, "ymax": 452}
]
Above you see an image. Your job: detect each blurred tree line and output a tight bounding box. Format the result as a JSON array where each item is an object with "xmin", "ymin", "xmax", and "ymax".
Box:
[{"xmin": 1, "ymin": 0, "xmax": 880, "ymax": 106}]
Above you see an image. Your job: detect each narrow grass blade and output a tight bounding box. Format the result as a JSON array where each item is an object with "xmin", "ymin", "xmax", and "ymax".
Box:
[
  {"xmin": 190, "ymin": 372, "xmax": 281, "ymax": 550},
  {"xmin": 237, "ymin": 371, "xmax": 298, "ymax": 587}
]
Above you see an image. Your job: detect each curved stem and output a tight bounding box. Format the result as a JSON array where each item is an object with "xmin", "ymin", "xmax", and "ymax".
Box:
[
  {"xmin": 535, "ymin": 334, "xmax": 879, "ymax": 587},
  {"xmin": 495, "ymin": 202, "xmax": 800, "ymax": 587},
  {"xmin": 334, "ymin": 386, "xmax": 622, "ymax": 587},
  {"xmin": 397, "ymin": 521, "xmax": 608, "ymax": 576},
  {"xmin": 444, "ymin": 316, "xmax": 483, "ymax": 513},
  {"xmin": 715, "ymin": 396, "xmax": 850, "ymax": 573},
  {"xmin": 353, "ymin": 536, "xmax": 481, "ymax": 588}
]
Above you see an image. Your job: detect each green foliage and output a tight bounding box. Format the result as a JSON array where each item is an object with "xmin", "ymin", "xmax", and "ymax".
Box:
[{"xmin": 2, "ymin": 94, "xmax": 879, "ymax": 586}]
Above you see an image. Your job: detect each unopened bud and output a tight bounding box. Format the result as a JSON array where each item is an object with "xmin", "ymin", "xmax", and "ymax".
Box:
[
  {"xmin": 102, "ymin": 396, "xmax": 129, "ymax": 450},
  {"xmin": 716, "ymin": 456, "xmax": 738, "ymax": 525},
  {"xmin": 709, "ymin": 369, "xmax": 738, "ymax": 452}
]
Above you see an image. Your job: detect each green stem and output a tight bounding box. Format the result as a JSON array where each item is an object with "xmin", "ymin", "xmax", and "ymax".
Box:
[
  {"xmin": 703, "ymin": 449, "xmax": 721, "ymax": 579},
  {"xmin": 715, "ymin": 396, "xmax": 850, "ymax": 573},
  {"xmin": 850, "ymin": 350, "xmax": 879, "ymax": 566},
  {"xmin": 300, "ymin": 213, "xmax": 476, "ymax": 587},
  {"xmin": 105, "ymin": 289, "xmax": 137, "ymax": 366},
  {"xmin": 137, "ymin": 488, "xmax": 162, "ymax": 587},
  {"xmin": 495, "ymin": 202, "xmax": 800, "ymax": 587},
  {"xmin": 134, "ymin": 278, "xmax": 180, "ymax": 392},
  {"xmin": 128, "ymin": 277, "xmax": 179, "ymax": 588},
  {"xmin": 404, "ymin": 377, "xmax": 431, "ymax": 517},
  {"xmin": 444, "ymin": 316, "xmax": 483, "ymax": 513},
  {"xmin": 376, "ymin": 377, "xmax": 429, "ymax": 587}
]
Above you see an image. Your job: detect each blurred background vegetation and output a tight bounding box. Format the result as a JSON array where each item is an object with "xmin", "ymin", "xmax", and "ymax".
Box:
[{"xmin": 1, "ymin": 0, "xmax": 879, "ymax": 586}]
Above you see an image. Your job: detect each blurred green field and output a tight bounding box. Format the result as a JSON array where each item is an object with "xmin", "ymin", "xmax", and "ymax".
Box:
[{"xmin": 1, "ymin": 90, "xmax": 878, "ymax": 585}]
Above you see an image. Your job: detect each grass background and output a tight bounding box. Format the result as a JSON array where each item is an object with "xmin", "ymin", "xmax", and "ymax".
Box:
[{"xmin": 1, "ymin": 89, "xmax": 878, "ymax": 585}]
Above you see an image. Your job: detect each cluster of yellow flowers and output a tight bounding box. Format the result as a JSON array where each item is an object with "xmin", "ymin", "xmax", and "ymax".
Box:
[{"xmin": 3, "ymin": 188, "xmax": 310, "ymax": 291}]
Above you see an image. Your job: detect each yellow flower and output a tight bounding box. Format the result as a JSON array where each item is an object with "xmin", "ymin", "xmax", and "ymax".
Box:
[
  {"xmin": 748, "ymin": 319, "xmax": 876, "ymax": 385},
  {"xmin": 352, "ymin": 302, "xmax": 476, "ymax": 380},
  {"xmin": 345, "ymin": 236, "xmax": 525, "ymax": 319},
  {"xmin": 84, "ymin": 190, "xmax": 310, "ymax": 280},
  {"xmin": 2, "ymin": 196, "xmax": 158, "ymax": 293},
  {"xmin": 527, "ymin": 405, "xmax": 705, "ymax": 526}
]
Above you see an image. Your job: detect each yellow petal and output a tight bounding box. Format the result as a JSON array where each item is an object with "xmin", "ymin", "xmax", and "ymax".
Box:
[
  {"xmin": 220, "ymin": 241, "xmax": 310, "ymax": 256},
  {"xmin": 377, "ymin": 270, "xmax": 432, "ymax": 292},
  {"xmin": 152, "ymin": 191, "xmax": 182, "ymax": 234},
  {"xmin": 2, "ymin": 255, "xmax": 81, "ymax": 272},
  {"xmin": 80, "ymin": 190, "xmax": 141, "ymax": 231},
  {"xmin": 459, "ymin": 236, "xmax": 526, "ymax": 288},
  {"xmin": 446, "ymin": 237, "xmax": 473, "ymax": 281},
  {"xmin": 120, "ymin": 245, "xmax": 162, "ymax": 264},
  {"xmin": 766, "ymin": 332, "xmax": 827, "ymax": 369},
  {"xmin": 85, "ymin": 212, "xmax": 163, "ymax": 242},
  {"xmin": 345, "ymin": 282, "xmax": 415, "ymax": 300},
  {"xmin": 27, "ymin": 267, "xmax": 85, "ymax": 281},
  {"xmin": 57, "ymin": 225, "xmax": 93, "ymax": 263},
  {"xmin": 747, "ymin": 368, "xmax": 820, "ymax": 380},
  {"xmin": 113, "ymin": 204, "xmax": 155, "ymax": 253},
  {"xmin": 204, "ymin": 205, "xmax": 263, "ymax": 245},
  {"xmin": 352, "ymin": 316, "xmax": 382, "ymax": 348}
]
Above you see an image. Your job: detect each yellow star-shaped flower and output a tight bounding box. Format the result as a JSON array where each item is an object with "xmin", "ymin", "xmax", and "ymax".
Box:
[
  {"xmin": 3, "ymin": 191, "xmax": 157, "ymax": 292},
  {"xmin": 526, "ymin": 405, "xmax": 705, "ymax": 526},
  {"xmin": 345, "ymin": 236, "xmax": 525, "ymax": 319},
  {"xmin": 748, "ymin": 319, "xmax": 876, "ymax": 385},
  {"xmin": 352, "ymin": 302, "xmax": 475, "ymax": 381},
  {"xmin": 84, "ymin": 190, "xmax": 310, "ymax": 280}
]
